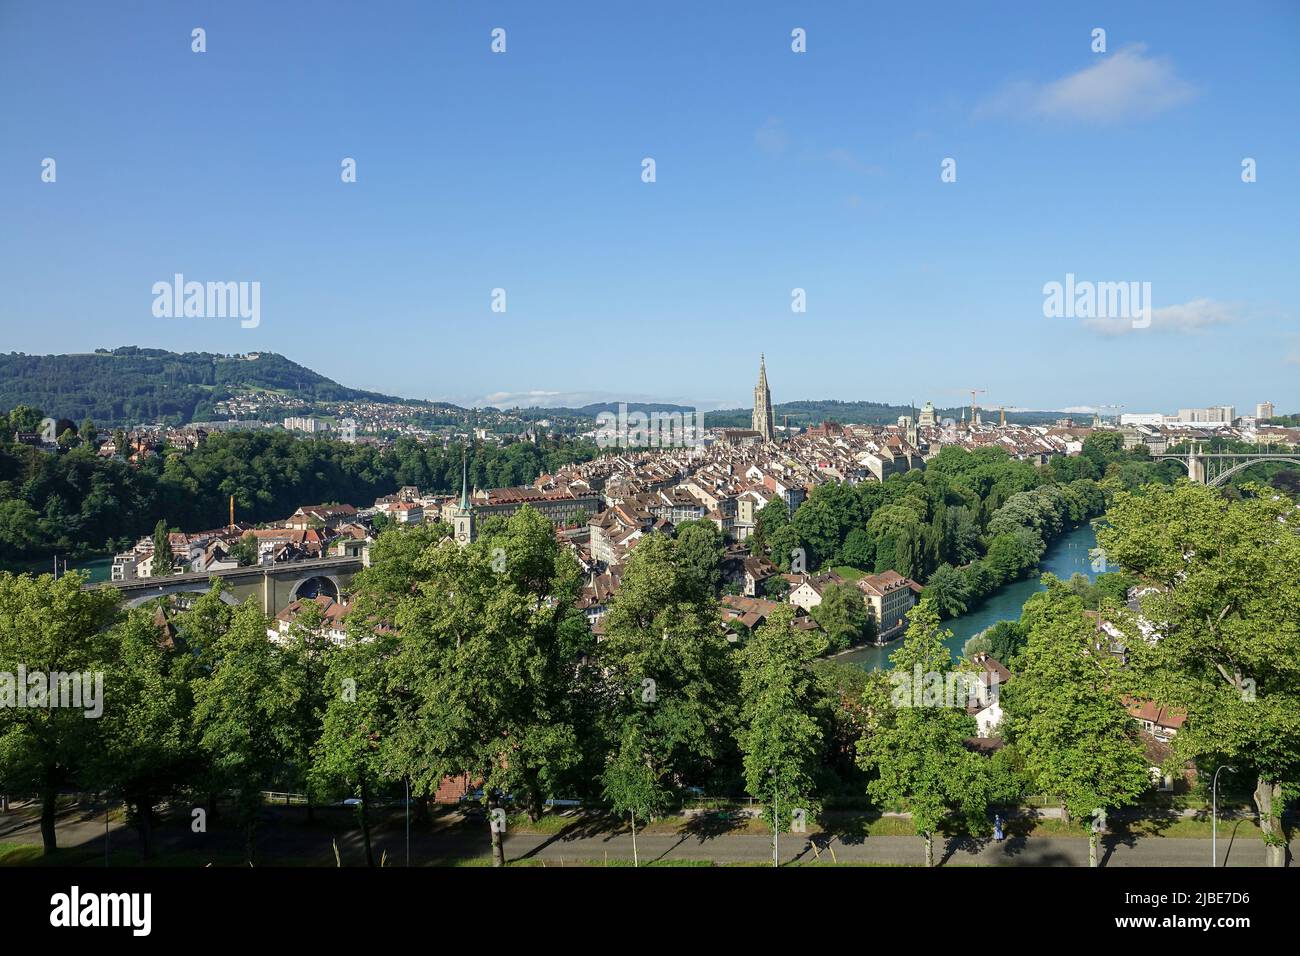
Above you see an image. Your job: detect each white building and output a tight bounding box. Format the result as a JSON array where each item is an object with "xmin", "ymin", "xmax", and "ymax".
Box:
[{"xmin": 1119, "ymin": 412, "xmax": 1165, "ymax": 426}]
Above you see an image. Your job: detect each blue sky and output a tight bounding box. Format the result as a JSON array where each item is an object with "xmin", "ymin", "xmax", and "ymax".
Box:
[{"xmin": 1, "ymin": 0, "xmax": 1297, "ymax": 414}]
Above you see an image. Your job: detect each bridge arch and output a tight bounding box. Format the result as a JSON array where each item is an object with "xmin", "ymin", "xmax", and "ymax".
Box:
[
  {"xmin": 1207, "ymin": 456, "xmax": 1300, "ymax": 487},
  {"xmin": 289, "ymin": 574, "xmax": 341, "ymax": 603},
  {"xmin": 123, "ymin": 585, "xmax": 242, "ymax": 609}
]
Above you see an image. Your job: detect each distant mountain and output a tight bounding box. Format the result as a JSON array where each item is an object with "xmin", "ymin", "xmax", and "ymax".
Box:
[
  {"xmin": 516, "ymin": 402, "xmax": 699, "ymax": 419},
  {"xmin": 522, "ymin": 398, "xmax": 1068, "ymax": 427},
  {"xmin": 1, "ymin": 347, "xmax": 1075, "ymax": 430},
  {"xmin": 0, "ymin": 347, "xmax": 461, "ymax": 426}
]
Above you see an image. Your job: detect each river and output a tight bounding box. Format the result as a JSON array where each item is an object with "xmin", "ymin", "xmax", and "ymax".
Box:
[
  {"xmin": 836, "ymin": 522, "xmax": 1100, "ymax": 671},
  {"xmin": 0, "ymin": 554, "xmax": 116, "ymax": 583},
  {"xmin": 49, "ymin": 527, "xmax": 1101, "ymax": 668}
]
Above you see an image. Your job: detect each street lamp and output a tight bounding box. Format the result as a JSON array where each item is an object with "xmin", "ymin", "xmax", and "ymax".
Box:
[
  {"xmin": 1212, "ymin": 765, "xmax": 1235, "ymax": 867},
  {"xmin": 770, "ymin": 768, "xmax": 778, "ymax": 869}
]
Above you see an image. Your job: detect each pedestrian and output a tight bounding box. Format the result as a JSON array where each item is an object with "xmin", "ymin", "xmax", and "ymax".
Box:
[{"xmin": 994, "ymin": 814, "xmax": 1004, "ymax": 842}]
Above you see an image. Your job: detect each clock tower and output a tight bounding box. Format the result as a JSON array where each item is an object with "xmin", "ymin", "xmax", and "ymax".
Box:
[{"xmin": 453, "ymin": 451, "xmax": 475, "ymax": 545}]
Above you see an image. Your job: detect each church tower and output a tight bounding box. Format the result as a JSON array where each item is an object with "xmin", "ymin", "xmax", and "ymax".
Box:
[
  {"xmin": 752, "ymin": 354, "xmax": 775, "ymax": 442},
  {"xmin": 453, "ymin": 450, "xmax": 475, "ymax": 545}
]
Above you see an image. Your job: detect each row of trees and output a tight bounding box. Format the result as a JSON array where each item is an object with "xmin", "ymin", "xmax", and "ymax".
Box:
[{"xmin": 1, "ymin": 483, "xmax": 1295, "ymax": 867}]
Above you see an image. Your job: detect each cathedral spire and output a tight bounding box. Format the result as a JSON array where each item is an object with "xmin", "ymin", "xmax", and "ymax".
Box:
[{"xmin": 752, "ymin": 354, "xmax": 775, "ymax": 442}]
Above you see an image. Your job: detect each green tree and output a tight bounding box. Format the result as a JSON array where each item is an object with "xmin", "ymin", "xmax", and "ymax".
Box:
[
  {"xmin": 601, "ymin": 723, "xmax": 671, "ymax": 867},
  {"xmin": 856, "ymin": 600, "xmax": 990, "ymax": 866},
  {"xmin": 963, "ymin": 620, "xmax": 1026, "ymax": 667},
  {"xmin": 310, "ymin": 630, "xmax": 395, "ymax": 866},
  {"xmin": 1099, "ymin": 482, "xmax": 1300, "ymax": 866},
  {"xmin": 1002, "ymin": 580, "xmax": 1150, "ymax": 866},
  {"xmin": 383, "ymin": 506, "xmax": 587, "ymax": 866},
  {"xmin": 983, "ymin": 528, "xmax": 1044, "ymax": 583},
  {"xmin": 924, "ymin": 563, "xmax": 971, "ymax": 618},
  {"xmin": 674, "ymin": 519, "xmax": 727, "ymax": 599},
  {"xmin": 7, "ymin": 404, "xmax": 44, "ymax": 435},
  {"xmin": 736, "ymin": 605, "xmax": 826, "ymax": 863},
  {"xmin": 761, "ymin": 575, "xmax": 790, "ymax": 599},
  {"xmin": 96, "ymin": 608, "xmax": 197, "ymax": 859},
  {"xmin": 597, "ymin": 533, "xmax": 739, "ymax": 826},
  {"xmin": 230, "ymin": 532, "xmax": 259, "ymax": 567},
  {"xmin": 278, "ymin": 600, "xmax": 333, "ymax": 824},
  {"xmin": 0, "ymin": 572, "xmax": 120, "ymax": 853},
  {"xmin": 753, "ymin": 499, "xmax": 789, "ymax": 553},
  {"xmin": 192, "ymin": 600, "xmax": 290, "ymax": 864},
  {"xmin": 811, "ymin": 581, "xmax": 871, "ymax": 652},
  {"xmin": 151, "ymin": 520, "xmax": 175, "ymax": 577}
]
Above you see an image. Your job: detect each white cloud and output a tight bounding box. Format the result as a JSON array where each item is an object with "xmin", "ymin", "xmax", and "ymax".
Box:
[
  {"xmin": 476, "ymin": 389, "xmax": 564, "ymax": 408},
  {"xmin": 976, "ymin": 44, "xmax": 1196, "ymax": 123},
  {"xmin": 1082, "ymin": 298, "xmax": 1238, "ymax": 336},
  {"xmin": 472, "ymin": 389, "xmax": 734, "ymax": 410}
]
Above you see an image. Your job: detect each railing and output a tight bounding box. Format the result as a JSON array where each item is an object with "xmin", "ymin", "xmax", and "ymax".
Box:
[{"xmin": 96, "ymin": 555, "xmax": 364, "ymax": 590}]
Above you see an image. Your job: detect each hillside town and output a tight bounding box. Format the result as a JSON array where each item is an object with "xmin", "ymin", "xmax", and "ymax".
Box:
[
  {"xmin": 101, "ymin": 359, "xmax": 1292, "ymax": 648},
  {"xmin": 86, "ymin": 356, "xmax": 1257, "ymax": 815}
]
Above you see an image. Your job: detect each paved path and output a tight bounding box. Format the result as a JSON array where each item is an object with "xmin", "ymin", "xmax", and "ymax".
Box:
[
  {"xmin": 495, "ymin": 829, "xmax": 1283, "ymax": 867},
  {"xmin": 2, "ymin": 803, "xmax": 1289, "ymax": 866}
]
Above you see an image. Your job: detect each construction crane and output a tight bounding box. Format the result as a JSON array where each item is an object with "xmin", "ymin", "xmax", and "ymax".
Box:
[{"xmin": 968, "ymin": 389, "xmax": 987, "ymax": 427}]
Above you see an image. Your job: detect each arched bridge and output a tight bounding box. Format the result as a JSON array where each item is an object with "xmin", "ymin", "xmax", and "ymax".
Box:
[
  {"xmin": 1155, "ymin": 443, "xmax": 1300, "ymax": 487},
  {"xmin": 91, "ymin": 556, "xmax": 365, "ymax": 615}
]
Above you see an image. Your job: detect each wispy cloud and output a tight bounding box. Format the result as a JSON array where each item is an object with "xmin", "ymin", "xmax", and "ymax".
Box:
[
  {"xmin": 1083, "ymin": 298, "xmax": 1238, "ymax": 336},
  {"xmin": 472, "ymin": 389, "xmax": 734, "ymax": 410},
  {"xmin": 976, "ymin": 44, "xmax": 1197, "ymax": 123},
  {"xmin": 755, "ymin": 118, "xmax": 882, "ymax": 175},
  {"xmin": 476, "ymin": 389, "xmax": 566, "ymax": 408}
]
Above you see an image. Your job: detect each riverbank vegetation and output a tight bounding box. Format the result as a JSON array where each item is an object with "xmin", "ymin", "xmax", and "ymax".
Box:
[{"xmin": 752, "ymin": 432, "xmax": 1175, "ymax": 629}]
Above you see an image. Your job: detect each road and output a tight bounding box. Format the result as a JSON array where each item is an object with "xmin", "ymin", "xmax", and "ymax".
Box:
[
  {"xmin": 493, "ymin": 829, "xmax": 1281, "ymax": 867},
  {"xmin": 1, "ymin": 802, "xmax": 1290, "ymax": 867}
]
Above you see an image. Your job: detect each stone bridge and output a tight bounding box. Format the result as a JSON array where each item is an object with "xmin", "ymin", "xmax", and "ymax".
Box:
[
  {"xmin": 93, "ymin": 556, "xmax": 365, "ymax": 615},
  {"xmin": 1155, "ymin": 443, "xmax": 1300, "ymax": 487}
]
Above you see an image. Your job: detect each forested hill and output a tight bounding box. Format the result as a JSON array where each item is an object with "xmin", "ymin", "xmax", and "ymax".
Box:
[{"xmin": 0, "ymin": 347, "xmax": 450, "ymax": 426}]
